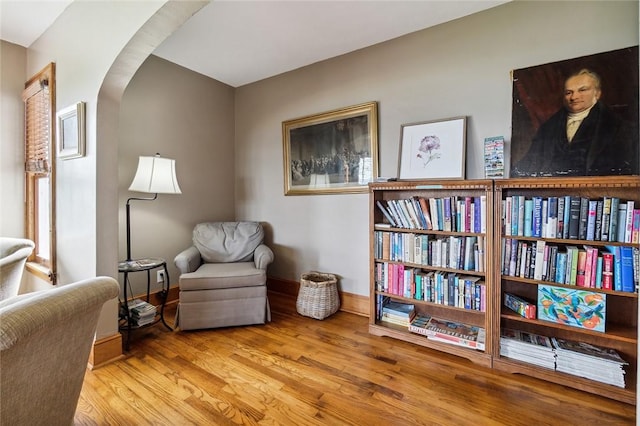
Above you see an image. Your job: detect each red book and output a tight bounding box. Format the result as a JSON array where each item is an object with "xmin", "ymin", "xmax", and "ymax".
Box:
[{"xmin": 601, "ymin": 252, "xmax": 614, "ymax": 290}]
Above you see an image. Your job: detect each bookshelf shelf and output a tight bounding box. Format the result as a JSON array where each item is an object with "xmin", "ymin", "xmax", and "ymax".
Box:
[
  {"xmin": 369, "ymin": 179, "xmax": 494, "ymax": 367},
  {"xmin": 494, "ymin": 176, "xmax": 639, "ymax": 405}
]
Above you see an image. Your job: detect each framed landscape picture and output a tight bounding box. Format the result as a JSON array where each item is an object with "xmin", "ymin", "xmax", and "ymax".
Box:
[{"xmin": 282, "ymin": 102, "xmax": 378, "ymax": 195}]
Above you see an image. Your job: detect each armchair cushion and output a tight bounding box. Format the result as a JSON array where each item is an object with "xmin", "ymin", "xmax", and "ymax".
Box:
[
  {"xmin": 193, "ymin": 222, "xmax": 264, "ymax": 263},
  {"xmin": 179, "ymin": 262, "xmax": 266, "ymax": 291}
]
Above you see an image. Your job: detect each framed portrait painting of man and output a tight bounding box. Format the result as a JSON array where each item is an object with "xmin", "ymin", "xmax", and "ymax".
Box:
[{"xmin": 510, "ymin": 46, "xmax": 639, "ymax": 178}]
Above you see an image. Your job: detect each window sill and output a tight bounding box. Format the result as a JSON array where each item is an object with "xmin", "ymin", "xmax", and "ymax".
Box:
[{"xmin": 25, "ymin": 262, "xmax": 53, "ymax": 283}]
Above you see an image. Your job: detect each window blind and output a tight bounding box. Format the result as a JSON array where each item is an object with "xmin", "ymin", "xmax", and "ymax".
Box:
[{"xmin": 23, "ymin": 79, "xmax": 51, "ymax": 174}]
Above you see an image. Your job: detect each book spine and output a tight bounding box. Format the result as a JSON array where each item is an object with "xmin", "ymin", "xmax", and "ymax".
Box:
[
  {"xmin": 568, "ymin": 196, "xmax": 581, "ymax": 239},
  {"xmin": 547, "ymin": 196, "xmax": 558, "ymax": 238},
  {"xmin": 624, "ymin": 201, "xmax": 635, "ymax": 243},
  {"xmin": 578, "ymin": 197, "xmax": 589, "ymax": 240},
  {"xmin": 532, "ymin": 196, "xmax": 543, "ymax": 238},
  {"xmin": 586, "ymin": 200, "xmax": 597, "ymax": 241},
  {"xmin": 524, "ymin": 199, "xmax": 534, "ymax": 237},
  {"xmin": 594, "ymin": 200, "xmax": 603, "ymax": 241},
  {"xmin": 601, "ymin": 197, "xmax": 611, "ymax": 242},
  {"xmin": 620, "ymin": 246, "xmax": 635, "ymax": 292}
]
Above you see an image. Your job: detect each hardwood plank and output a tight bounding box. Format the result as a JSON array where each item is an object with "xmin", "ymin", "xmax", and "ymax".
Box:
[{"xmin": 75, "ymin": 307, "xmax": 635, "ymax": 425}]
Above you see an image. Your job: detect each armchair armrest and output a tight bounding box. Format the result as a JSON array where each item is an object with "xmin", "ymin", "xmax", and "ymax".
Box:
[
  {"xmin": 254, "ymin": 244, "xmax": 274, "ymax": 270},
  {"xmin": 174, "ymin": 246, "xmax": 202, "ymax": 274}
]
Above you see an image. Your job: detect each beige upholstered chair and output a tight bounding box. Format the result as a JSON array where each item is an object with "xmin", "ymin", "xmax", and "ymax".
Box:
[
  {"xmin": 174, "ymin": 222, "xmax": 274, "ymax": 331},
  {"xmin": 0, "ymin": 276, "xmax": 119, "ymax": 426},
  {"xmin": 0, "ymin": 237, "xmax": 35, "ymax": 301}
]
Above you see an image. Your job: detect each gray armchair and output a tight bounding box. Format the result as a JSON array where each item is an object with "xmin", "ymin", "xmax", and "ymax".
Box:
[
  {"xmin": 174, "ymin": 222, "xmax": 274, "ymax": 331},
  {"xmin": 0, "ymin": 237, "xmax": 35, "ymax": 301},
  {"xmin": 0, "ymin": 276, "xmax": 119, "ymax": 426}
]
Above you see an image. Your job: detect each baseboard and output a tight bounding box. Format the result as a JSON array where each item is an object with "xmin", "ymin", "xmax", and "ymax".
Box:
[
  {"xmin": 145, "ymin": 277, "xmax": 369, "ymax": 317},
  {"xmin": 267, "ymin": 276, "xmax": 369, "ymax": 317},
  {"xmin": 89, "ymin": 333, "xmax": 124, "ymax": 369}
]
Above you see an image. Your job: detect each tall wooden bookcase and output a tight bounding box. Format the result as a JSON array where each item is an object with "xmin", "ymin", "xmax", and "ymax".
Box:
[
  {"xmin": 368, "ymin": 180, "xmax": 494, "ymax": 367},
  {"xmin": 492, "ymin": 176, "xmax": 639, "ymax": 405},
  {"xmin": 368, "ymin": 176, "xmax": 639, "ymax": 405}
]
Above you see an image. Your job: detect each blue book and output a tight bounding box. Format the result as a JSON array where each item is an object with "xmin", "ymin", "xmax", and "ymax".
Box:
[
  {"xmin": 620, "ymin": 246, "xmax": 635, "ymax": 292},
  {"xmin": 555, "ymin": 252, "xmax": 567, "ymax": 284},
  {"xmin": 474, "ymin": 196, "xmax": 482, "ymax": 233},
  {"xmin": 524, "ymin": 199, "xmax": 534, "ymax": 237},
  {"xmin": 595, "ymin": 256, "xmax": 603, "ymax": 289},
  {"xmin": 562, "ymin": 195, "xmax": 572, "ymax": 239},
  {"xmin": 605, "ymin": 245, "xmax": 623, "ymax": 291},
  {"xmin": 511, "ymin": 195, "xmax": 520, "ymax": 236},
  {"xmin": 532, "ymin": 196, "xmax": 543, "ymax": 238}
]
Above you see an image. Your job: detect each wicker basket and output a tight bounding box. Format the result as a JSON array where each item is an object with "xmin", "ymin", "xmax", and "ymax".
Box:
[{"xmin": 296, "ymin": 272, "xmax": 340, "ymax": 320}]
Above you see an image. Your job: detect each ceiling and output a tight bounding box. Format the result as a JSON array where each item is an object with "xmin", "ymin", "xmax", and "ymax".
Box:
[{"xmin": 1, "ymin": 1, "xmax": 508, "ymax": 88}]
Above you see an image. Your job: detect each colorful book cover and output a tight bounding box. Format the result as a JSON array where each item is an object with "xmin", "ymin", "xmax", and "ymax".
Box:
[
  {"xmin": 423, "ymin": 317, "xmax": 485, "ymax": 350},
  {"xmin": 483, "ymin": 136, "xmax": 505, "ymax": 178},
  {"xmin": 538, "ymin": 285, "xmax": 606, "ymax": 332}
]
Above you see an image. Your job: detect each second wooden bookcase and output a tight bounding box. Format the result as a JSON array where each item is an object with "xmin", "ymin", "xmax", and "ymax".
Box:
[
  {"xmin": 493, "ymin": 176, "xmax": 639, "ymax": 405},
  {"xmin": 369, "ymin": 180, "xmax": 494, "ymax": 367}
]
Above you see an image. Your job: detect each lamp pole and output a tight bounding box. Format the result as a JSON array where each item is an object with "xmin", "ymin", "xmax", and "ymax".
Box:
[{"xmin": 125, "ymin": 193, "xmax": 157, "ymax": 262}]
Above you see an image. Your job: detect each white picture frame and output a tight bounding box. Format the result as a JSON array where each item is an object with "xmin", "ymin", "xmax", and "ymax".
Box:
[
  {"xmin": 397, "ymin": 116, "xmax": 466, "ymax": 180},
  {"xmin": 57, "ymin": 102, "xmax": 85, "ymax": 160}
]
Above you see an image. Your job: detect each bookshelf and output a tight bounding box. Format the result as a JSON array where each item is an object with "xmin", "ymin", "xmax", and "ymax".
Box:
[
  {"xmin": 368, "ymin": 180, "xmax": 494, "ymax": 367},
  {"xmin": 493, "ymin": 176, "xmax": 639, "ymax": 405}
]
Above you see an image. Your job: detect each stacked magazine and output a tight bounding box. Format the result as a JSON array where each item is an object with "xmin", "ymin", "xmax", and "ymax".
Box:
[
  {"xmin": 128, "ymin": 299, "xmax": 157, "ymax": 327},
  {"xmin": 552, "ymin": 338, "xmax": 627, "ymax": 388},
  {"xmin": 409, "ymin": 315, "xmax": 485, "ymax": 350},
  {"xmin": 500, "ymin": 328, "xmax": 556, "ymax": 370}
]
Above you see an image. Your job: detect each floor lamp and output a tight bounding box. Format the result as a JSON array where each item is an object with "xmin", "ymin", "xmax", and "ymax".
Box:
[{"xmin": 125, "ymin": 153, "xmax": 181, "ymax": 262}]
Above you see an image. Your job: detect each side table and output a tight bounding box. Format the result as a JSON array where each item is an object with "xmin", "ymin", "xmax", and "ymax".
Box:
[{"xmin": 118, "ymin": 257, "xmax": 173, "ymax": 350}]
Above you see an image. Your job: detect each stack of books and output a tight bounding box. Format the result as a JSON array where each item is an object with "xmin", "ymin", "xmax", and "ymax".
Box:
[
  {"xmin": 128, "ymin": 299, "xmax": 157, "ymax": 327},
  {"xmin": 552, "ymin": 338, "xmax": 627, "ymax": 388},
  {"xmin": 500, "ymin": 328, "xmax": 556, "ymax": 369},
  {"xmin": 380, "ymin": 301, "xmax": 415, "ymax": 327},
  {"xmin": 409, "ymin": 315, "xmax": 485, "ymax": 350}
]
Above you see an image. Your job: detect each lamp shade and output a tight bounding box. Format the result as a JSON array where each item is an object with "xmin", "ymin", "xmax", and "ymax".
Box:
[{"xmin": 128, "ymin": 154, "xmax": 182, "ymax": 194}]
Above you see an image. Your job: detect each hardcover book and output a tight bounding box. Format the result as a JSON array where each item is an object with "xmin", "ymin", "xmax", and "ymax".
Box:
[{"xmin": 538, "ymin": 285, "xmax": 606, "ymax": 332}]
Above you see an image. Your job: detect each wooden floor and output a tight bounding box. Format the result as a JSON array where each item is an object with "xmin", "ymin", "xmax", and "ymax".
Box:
[{"xmin": 75, "ymin": 304, "xmax": 635, "ymax": 425}]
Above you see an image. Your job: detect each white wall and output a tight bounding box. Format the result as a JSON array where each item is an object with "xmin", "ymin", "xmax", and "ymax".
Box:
[
  {"xmin": 234, "ymin": 1, "xmax": 638, "ymax": 296},
  {"xmin": 0, "ymin": 41, "xmax": 26, "ymax": 237}
]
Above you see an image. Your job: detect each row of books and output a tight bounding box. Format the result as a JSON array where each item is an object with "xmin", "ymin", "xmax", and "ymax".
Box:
[
  {"xmin": 127, "ymin": 299, "xmax": 157, "ymax": 327},
  {"xmin": 408, "ymin": 314, "xmax": 486, "ymax": 350},
  {"xmin": 376, "ymin": 195, "xmax": 487, "ymax": 233},
  {"xmin": 502, "ymin": 238, "xmax": 639, "ymax": 293},
  {"xmin": 502, "ymin": 195, "xmax": 639, "ymax": 243},
  {"xmin": 500, "ymin": 328, "xmax": 627, "ymax": 388},
  {"xmin": 375, "ymin": 263, "xmax": 486, "ymax": 311},
  {"xmin": 374, "ymin": 231, "xmax": 485, "ymax": 273}
]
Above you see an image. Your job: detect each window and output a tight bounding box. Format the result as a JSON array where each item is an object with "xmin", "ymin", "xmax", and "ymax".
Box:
[{"xmin": 23, "ymin": 63, "xmax": 57, "ymax": 284}]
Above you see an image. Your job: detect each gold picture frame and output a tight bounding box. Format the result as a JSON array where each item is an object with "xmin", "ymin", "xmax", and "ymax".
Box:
[
  {"xmin": 282, "ymin": 101, "xmax": 378, "ymax": 195},
  {"xmin": 57, "ymin": 102, "xmax": 86, "ymax": 160}
]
